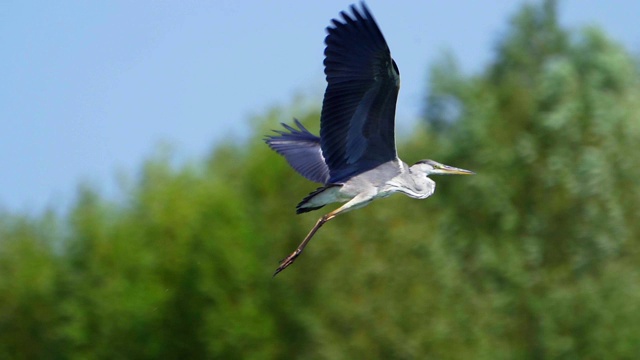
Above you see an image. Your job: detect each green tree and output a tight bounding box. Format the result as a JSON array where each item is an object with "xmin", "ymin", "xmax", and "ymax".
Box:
[
  {"xmin": 0, "ymin": 212, "xmax": 67, "ymax": 360},
  {"xmin": 423, "ymin": 0, "xmax": 640, "ymax": 357}
]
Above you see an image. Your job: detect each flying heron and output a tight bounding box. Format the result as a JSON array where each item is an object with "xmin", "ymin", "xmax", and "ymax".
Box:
[{"xmin": 265, "ymin": 2, "xmax": 474, "ymax": 276}]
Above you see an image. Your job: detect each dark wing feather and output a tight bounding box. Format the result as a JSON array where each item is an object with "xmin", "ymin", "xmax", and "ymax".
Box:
[
  {"xmin": 320, "ymin": 3, "xmax": 400, "ymax": 183},
  {"xmin": 265, "ymin": 119, "xmax": 330, "ymax": 184}
]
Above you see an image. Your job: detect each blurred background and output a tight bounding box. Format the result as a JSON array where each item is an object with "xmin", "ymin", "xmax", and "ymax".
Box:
[{"xmin": 2, "ymin": 0, "xmax": 640, "ymax": 358}]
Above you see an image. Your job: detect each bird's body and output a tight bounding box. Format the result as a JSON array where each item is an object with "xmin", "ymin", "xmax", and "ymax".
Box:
[
  {"xmin": 265, "ymin": 2, "xmax": 473, "ymax": 276},
  {"xmin": 297, "ymin": 159, "xmax": 435, "ymax": 213}
]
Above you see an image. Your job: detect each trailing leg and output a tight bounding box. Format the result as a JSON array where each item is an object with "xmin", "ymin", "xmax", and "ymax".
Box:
[{"xmin": 273, "ymin": 192, "xmax": 374, "ymax": 276}]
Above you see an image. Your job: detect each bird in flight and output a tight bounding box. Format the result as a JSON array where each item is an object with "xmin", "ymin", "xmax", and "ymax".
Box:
[{"xmin": 265, "ymin": 2, "xmax": 474, "ymax": 276}]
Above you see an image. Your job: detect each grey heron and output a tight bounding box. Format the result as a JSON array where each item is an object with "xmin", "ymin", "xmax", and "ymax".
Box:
[{"xmin": 265, "ymin": 3, "xmax": 474, "ymax": 276}]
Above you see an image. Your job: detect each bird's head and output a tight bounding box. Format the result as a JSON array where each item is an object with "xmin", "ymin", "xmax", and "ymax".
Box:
[{"xmin": 411, "ymin": 159, "xmax": 475, "ymax": 176}]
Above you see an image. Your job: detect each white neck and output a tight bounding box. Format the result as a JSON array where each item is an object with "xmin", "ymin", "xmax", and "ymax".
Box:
[{"xmin": 386, "ymin": 164, "xmax": 436, "ymax": 199}]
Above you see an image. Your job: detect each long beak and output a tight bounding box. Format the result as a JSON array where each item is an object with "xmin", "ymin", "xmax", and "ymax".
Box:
[{"xmin": 440, "ymin": 165, "xmax": 475, "ymax": 175}]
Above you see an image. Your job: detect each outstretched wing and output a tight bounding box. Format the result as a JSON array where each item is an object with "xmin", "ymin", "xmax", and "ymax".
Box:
[
  {"xmin": 320, "ymin": 3, "xmax": 400, "ymax": 183},
  {"xmin": 265, "ymin": 119, "xmax": 331, "ymax": 184}
]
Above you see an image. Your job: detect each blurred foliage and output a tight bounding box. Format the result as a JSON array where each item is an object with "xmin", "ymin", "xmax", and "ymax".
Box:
[{"xmin": 2, "ymin": 1, "xmax": 640, "ymax": 358}]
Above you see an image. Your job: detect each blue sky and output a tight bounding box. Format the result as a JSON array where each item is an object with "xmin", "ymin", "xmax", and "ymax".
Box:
[{"xmin": 1, "ymin": 1, "xmax": 639, "ymax": 214}]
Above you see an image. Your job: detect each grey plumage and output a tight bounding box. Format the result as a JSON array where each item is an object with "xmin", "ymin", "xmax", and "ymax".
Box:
[{"xmin": 265, "ymin": 2, "xmax": 473, "ymax": 276}]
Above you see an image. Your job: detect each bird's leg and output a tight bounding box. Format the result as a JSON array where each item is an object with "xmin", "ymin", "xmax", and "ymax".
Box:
[
  {"xmin": 273, "ymin": 192, "xmax": 374, "ymax": 277},
  {"xmin": 273, "ymin": 210, "xmax": 340, "ymax": 277}
]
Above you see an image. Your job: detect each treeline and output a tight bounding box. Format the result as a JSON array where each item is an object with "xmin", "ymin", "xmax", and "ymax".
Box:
[{"xmin": 1, "ymin": 1, "xmax": 640, "ymax": 358}]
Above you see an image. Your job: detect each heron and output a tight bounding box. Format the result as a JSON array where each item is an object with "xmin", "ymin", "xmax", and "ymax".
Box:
[{"xmin": 265, "ymin": 2, "xmax": 474, "ymax": 276}]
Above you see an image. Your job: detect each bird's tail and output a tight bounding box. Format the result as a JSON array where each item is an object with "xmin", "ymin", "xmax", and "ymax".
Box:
[{"xmin": 296, "ymin": 184, "xmax": 342, "ymax": 214}]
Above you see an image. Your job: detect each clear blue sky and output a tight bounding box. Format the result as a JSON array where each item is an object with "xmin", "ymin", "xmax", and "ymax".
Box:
[{"xmin": 1, "ymin": 1, "xmax": 638, "ymax": 214}]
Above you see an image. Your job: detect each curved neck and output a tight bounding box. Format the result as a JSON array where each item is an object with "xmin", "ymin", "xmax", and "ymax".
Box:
[{"xmin": 388, "ymin": 165, "xmax": 436, "ymax": 199}]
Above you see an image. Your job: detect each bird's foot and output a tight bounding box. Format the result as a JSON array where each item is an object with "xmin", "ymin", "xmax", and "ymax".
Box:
[{"xmin": 273, "ymin": 250, "xmax": 301, "ymax": 277}]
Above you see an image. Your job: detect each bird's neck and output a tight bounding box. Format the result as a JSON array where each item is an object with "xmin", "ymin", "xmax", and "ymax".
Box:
[{"xmin": 387, "ymin": 166, "xmax": 435, "ymax": 200}]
